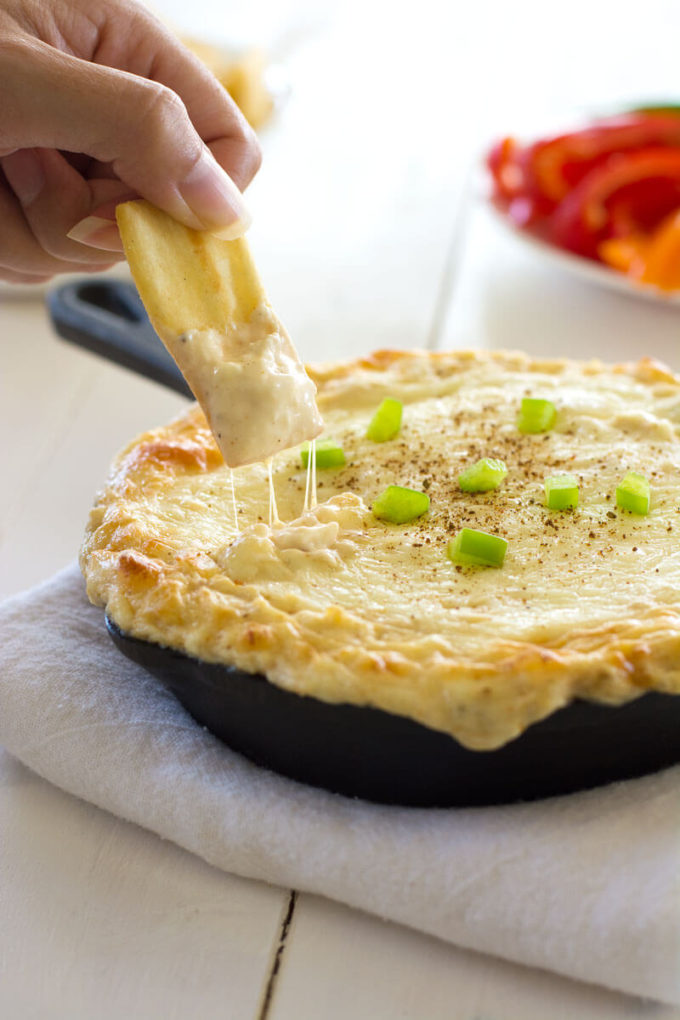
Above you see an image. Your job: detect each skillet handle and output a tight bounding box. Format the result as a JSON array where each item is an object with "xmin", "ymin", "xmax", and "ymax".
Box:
[{"xmin": 46, "ymin": 278, "xmax": 193, "ymax": 398}]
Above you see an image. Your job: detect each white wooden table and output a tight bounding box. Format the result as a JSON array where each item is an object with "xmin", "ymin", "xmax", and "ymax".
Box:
[{"xmin": 2, "ymin": 1, "xmax": 680, "ymax": 1015}]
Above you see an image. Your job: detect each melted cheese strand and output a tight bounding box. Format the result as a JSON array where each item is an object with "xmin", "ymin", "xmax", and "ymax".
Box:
[
  {"xmin": 303, "ymin": 438, "xmax": 317, "ymax": 513},
  {"xmin": 268, "ymin": 457, "xmax": 281, "ymax": 528},
  {"xmin": 303, "ymin": 447, "xmax": 312, "ymax": 513},
  {"xmin": 228, "ymin": 467, "xmax": 239, "ymax": 534},
  {"xmin": 310, "ymin": 438, "xmax": 318, "ymax": 509}
]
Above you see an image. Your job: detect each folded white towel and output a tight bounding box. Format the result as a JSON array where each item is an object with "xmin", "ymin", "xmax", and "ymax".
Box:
[{"xmin": 1, "ymin": 563, "xmax": 678, "ymax": 1005}]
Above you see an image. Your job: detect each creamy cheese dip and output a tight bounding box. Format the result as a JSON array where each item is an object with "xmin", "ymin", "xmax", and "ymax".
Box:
[
  {"xmin": 81, "ymin": 351, "xmax": 680, "ymax": 750},
  {"xmin": 165, "ymin": 302, "xmax": 323, "ymax": 467},
  {"xmin": 214, "ymin": 493, "xmax": 364, "ymax": 582}
]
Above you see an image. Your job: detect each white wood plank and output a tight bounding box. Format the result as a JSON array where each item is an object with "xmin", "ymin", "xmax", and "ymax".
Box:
[
  {"xmin": 438, "ymin": 204, "xmax": 680, "ymax": 368},
  {"xmin": 0, "ymin": 750, "xmax": 287, "ymax": 1020},
  {"xmin": 0, "ymin": 297, "xmax": 91, "ymax": 527},
  {"xmin": 239, "ymin": 0, "xmax": 680, "ymax": 362},
  {"xmin": 159, "ymin": 0, "xmax": 479, "ymax": 362},
  {"xmin": 0, "ymin": 267, "xmax": 131, "ymax": 530},
  {"xmin": 268, "ymin": 893, "xmax": 680, "ymax": 1020},
  {"xmin": 0, "ymin": 305, "xmax": 186, "ymax": 598}
]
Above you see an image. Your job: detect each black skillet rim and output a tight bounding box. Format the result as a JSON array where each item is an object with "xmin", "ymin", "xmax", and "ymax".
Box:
[{"xmin": 106, "ymin": 616, "xmax": 680, "ymax": 807}]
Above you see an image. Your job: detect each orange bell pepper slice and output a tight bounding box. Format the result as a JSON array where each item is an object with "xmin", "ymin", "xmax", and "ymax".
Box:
[
  {"xmin": 598, "ymin": 234, "xmax": 649, "ymax": 273},
  {"xmin": 638, "ymin": 208, "xmax": 680, "ymax": 290},
  {"xmin": 599, "ymin": 208, "xmax": 680, "ymax": 291}
]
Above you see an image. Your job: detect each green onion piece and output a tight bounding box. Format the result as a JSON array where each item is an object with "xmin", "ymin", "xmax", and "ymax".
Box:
[
  {"xmin": 372, "ymin": 485, "xmax": 429, "ymax": 524},
  {"xmin": 517, "ymin": 397, "xmax": 557, "ymax": 434},
  {"xmin": 447, "ymin": 528, "xmax": 508, "ymax": 568},
  {"xmin": 300, "ymin": 439, "xmax": 346, "ymax": 469},
  {"xmin": 366, "ymin": 398, "xmax": 403, "ymax": 442},
  {"xmin": 615, "ymin": 471, "xmax": 650, "ymax": 515},
  {"xmin": 458, "ymin": 457, "xmax": 508, "ymax": 492},
  {"xmin": 544, "ymin": 473, "xmax": 579, "ymax": 511}
]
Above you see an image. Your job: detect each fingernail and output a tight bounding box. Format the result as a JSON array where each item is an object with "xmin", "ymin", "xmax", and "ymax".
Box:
[
  {"xmin": 67, "ymin": 217, "xmax": 124, "ymax": 252},
  {"xmin": 2, "ymin": 148, "xmax": 45, "ymax": 206},
  {"xmin": 208, "ymin": 217, "xmax": 253, "ymax": 241},
  {"xmin": 178, "ymin": 148, "xmax": 252, "ymax": 238}
]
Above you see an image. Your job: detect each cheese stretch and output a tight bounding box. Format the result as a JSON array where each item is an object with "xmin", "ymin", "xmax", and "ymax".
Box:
[{"xmin": 80, "ymin": 350, "xmax": 680, "ymax": 750}]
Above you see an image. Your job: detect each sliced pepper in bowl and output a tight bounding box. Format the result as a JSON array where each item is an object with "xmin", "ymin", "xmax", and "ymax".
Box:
[{"xmin": 487, "ymin": 108, "xmax": 680, "ymax": 292}]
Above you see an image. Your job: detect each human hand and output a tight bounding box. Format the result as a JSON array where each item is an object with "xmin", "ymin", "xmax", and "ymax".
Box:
[{"xmin": 0, "ymin": 0, "xmax": 261, "ymax": 284}]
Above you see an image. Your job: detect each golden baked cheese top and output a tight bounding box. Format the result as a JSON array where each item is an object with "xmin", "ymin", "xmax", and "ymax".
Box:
[{"xmin": 80, "ymin": 349, "xmax": 680, "ymax": 750}]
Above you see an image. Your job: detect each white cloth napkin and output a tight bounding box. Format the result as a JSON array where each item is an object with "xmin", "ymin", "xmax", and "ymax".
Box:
[{"xmin": 1, "ymin": 563, "xmax": 678, "ymax": 1005}]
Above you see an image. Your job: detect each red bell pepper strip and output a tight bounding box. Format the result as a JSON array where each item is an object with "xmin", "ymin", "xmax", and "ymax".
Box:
[
  {"xmin": 487, "ymin": 137, "xmax": 520, "ymax": 199},
  {"xmin": 528, "ymin": 115, "xmax": 680, "ymax": 201},
  {"xmin": 549, "ymin": 147, "xmax": 680, "ymax": 258},
  {"xmin": 488, "ymin": 115, "xmax": 680, "ymax": 226}
]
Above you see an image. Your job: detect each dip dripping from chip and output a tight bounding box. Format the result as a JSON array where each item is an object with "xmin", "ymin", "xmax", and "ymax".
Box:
[{"xmin": 116, "ymin": 200, "xmax": 323, "ymax": 467}]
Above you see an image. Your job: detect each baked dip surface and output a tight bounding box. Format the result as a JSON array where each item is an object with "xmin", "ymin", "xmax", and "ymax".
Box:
[{"xmin": 81, "ymin": 349, "xmax": 680, "ymax": 750}]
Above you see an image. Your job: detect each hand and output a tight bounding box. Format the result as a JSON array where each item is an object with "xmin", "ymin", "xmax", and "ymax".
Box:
[{"xmin": 0, "ymin": 0, "xmax": 261, "ymax": 284}]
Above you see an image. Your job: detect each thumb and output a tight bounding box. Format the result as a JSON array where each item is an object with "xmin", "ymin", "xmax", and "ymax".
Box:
[{"xmin": 0, "ymin": 38, "xmax": 253, "ymax": 237}]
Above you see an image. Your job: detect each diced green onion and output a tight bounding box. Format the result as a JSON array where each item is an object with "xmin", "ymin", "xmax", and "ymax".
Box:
[
  {"xmin": 372, "ymin": 485, "xmax": 429, "ymax": 524},
  {"xmin": 517, "ymin": 397, "xmax": 557, "ymax": 434},
  {"xmin": 616, "ymin": 471, "xmax": 650, "ymax": 515},
  {"xmin": 300, "ymin": 439, "xmax": 346, "ymax": 469},
  {"xmin": 459, "ymin": 457, "xmax": 508, "ymax": 492},
  {"xmin": 447, "ymin": 528, "xmax": 508, "ymax": 568},
  {"xmin": 366, "ymin": 398, "xmax": 403, "ymax": 442},
  {"xmin": 544, "ymin": 473, "xmax": 579, "ymax": 511}
]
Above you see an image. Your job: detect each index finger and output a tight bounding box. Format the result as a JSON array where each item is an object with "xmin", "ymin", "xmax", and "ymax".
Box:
[{"xmin": 95, "ymin": 9, "xmax": 262, "ymax": 191}]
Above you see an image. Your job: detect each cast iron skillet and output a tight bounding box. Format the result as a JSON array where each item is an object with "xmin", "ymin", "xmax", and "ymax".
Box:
[{"xmin": 49, "ymin": 279, "xmax": 680, "ymax": 806}]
